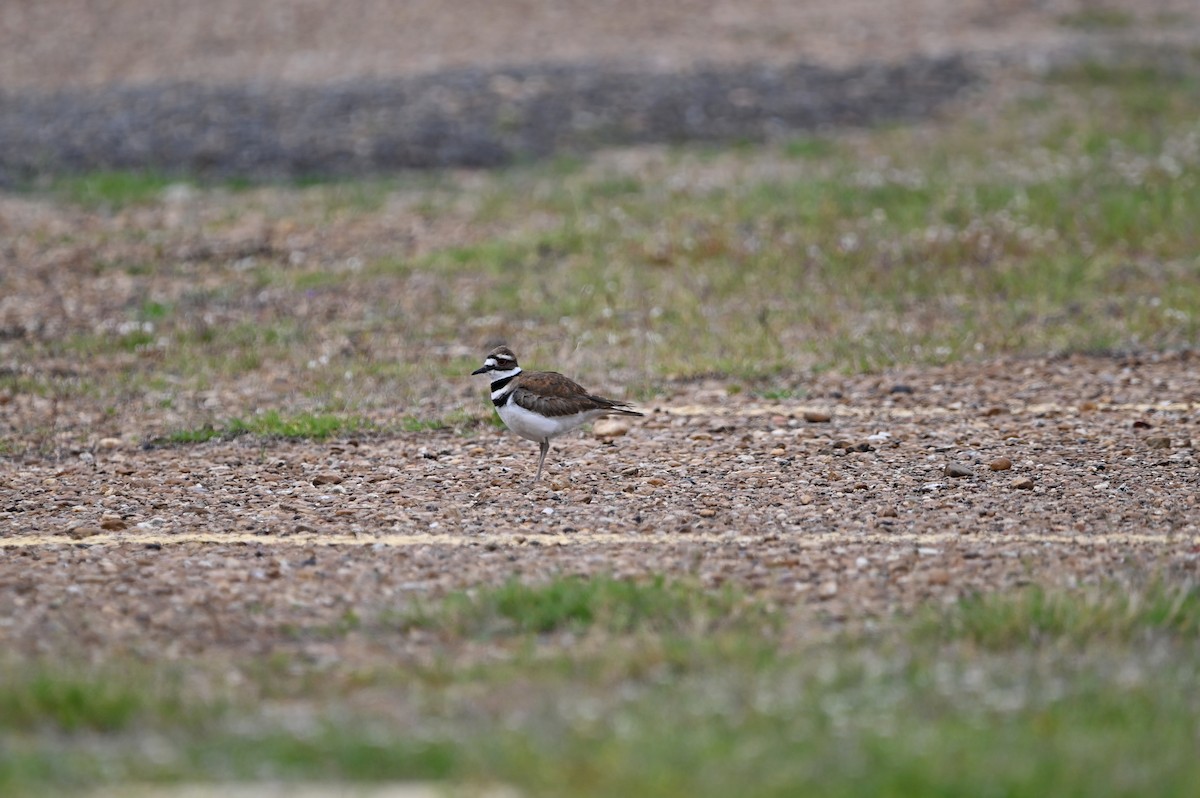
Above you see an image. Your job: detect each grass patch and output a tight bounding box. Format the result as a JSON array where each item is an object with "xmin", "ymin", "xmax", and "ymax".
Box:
[
  {"xmin": 158, "ymin": 410, "xmax": 375, "ymax": 445},
  {"xmin": 919, "ymin": 581, "xmax": 1200, "ymax": 648},
  {"xmin": 3, "ymin": 579, "xmax": 1200, "ymax": 796},
  {"xmin": 1059, "ymin": 8, "xmax": 1135, "ymax": 30},
  {"xmin": 0, "ymin": 664, "xmax": 209, "ymax": 735},
  {"xmin": 403, "ymin": 574, "xmax": 763, "ymax": 639},
  {"xmin": 47, "ymin": 170, "xmax": 184, "ymax": 210}
]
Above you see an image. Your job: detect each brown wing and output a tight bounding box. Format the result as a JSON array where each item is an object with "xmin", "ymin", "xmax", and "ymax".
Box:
[{"xmin": 511, "ymin": 371, "xmax": 644, "ymax": 418}]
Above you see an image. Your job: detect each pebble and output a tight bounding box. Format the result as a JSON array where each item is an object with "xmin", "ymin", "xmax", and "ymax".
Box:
[
  {"xmin": 592, "ymin": 417, "xmax": 633, "ymax": 437},
  {"xmin": 989, "ymin": 457, "xmax": 1013, "ymax": 471},
  {"xmin": 803, "ymin": 410, "xmax": 831, "ymax": 423},
  {"xmin": 99, "ymin": 513, "xmax": 126, "ymax": 531},
  {"xmin": 1145, "ymin": 436, "xmax": 1172, "ymax": 450},
  {"xmin": 928, "ymin": 568, "xmax": 951, "ymax": 585},
  {"xmin": 817, "ymin": 580, "xmax": 839, "ymax": 599},
  {"xmin": 697, "ymin": 508, "xmax": 717, "ymax": 518},
  {"xmin": 67, "ymin": 525, "xmax": 104, "ymax": 540},
  {"xmin": 944, "ymin": 463, "xmax": 973, "ymax": 478},
  {"xmin": 878, "ymin": 506, "xmax": 898, "ymax": 518},
  {"xmin": 97, "ymin": 437, "xmax": 122, "ymax": 449},
  {"xmin": 312, "ymin": 472, "xmax": 344, "ymax": 485},
  {"xmin": 1010, "ymin": 476, "xmax": 1035, "ymax": 490}
]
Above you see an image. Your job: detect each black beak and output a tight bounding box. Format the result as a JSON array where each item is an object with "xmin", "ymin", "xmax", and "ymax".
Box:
[{"xmin": 471, "ymin": 365, "xmax": 491, "ymax": 375}]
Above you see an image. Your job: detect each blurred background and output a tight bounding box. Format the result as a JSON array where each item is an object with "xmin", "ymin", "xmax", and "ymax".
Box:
[
  {"xmin": 1, "ymin": 0, "xmax": 1197, "ymax": 447},
  {"xmin": 1, "ymin": 1, "xmax": 1190, "ymax": 179}
]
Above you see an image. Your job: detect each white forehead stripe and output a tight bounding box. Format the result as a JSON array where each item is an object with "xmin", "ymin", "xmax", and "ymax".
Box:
[{"xmin": 484, "ymin": 357, "xmax": 497, "ymax": 367}]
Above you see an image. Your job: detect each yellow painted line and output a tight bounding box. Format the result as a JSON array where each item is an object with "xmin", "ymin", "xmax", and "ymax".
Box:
[{"xmin": 2, "ymin": 531, "xmax": 1195, "ymax": 549}]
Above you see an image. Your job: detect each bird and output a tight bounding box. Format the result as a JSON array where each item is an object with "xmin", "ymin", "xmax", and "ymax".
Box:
[{"xmin": 471, "ymin": 345, "xmax": 643, "ymax": 482}]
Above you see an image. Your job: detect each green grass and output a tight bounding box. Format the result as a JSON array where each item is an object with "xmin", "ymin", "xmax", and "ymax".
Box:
[
  {"xmin": 2, "ymin": 577, "xmax": 1199, "ymax": 797},
  {"xmin": 919, "ymin": 581, "xmax": 1200, "ymax": 648},
  {"xmin": 403, "ymin": 574, "xmax": 764, "ymax": 638},
  {"xmin": 1059, "ymin": 8, "xmax": 1135, "ymax": 30},
  {"xmin": 159, "ymin": 410, "xmax": 375, "ymax": 444},
  {"xmin": 47, "ymin": 170, "xmax": 184, "ymax": 210}
]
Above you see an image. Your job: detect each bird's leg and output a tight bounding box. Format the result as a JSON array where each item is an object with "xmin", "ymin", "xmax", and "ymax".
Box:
[{"xmin": 535, "ymin": 439, "xmax": 549, "ymax": 482}]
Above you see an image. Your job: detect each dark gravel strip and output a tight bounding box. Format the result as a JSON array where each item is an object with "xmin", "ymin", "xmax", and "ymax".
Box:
[{"xmin": 0, "ymin": 56, "xmax": 974, "ymax": 182}]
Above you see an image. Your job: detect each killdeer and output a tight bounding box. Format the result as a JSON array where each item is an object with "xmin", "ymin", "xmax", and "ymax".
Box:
[{"xmin": 471, "ymin": 346, "xmax": 643, "ymax": 482}]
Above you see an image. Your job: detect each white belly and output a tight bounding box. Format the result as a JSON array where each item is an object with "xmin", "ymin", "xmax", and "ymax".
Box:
[{"xmin": 497, "ymin": 402, "xmax": 607, "ymax": 443}]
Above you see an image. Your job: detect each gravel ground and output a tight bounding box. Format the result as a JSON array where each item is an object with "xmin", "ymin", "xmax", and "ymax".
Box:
[{"xmin": 3, "ymin": 353, "xmax": 1198, "ymax": 662}]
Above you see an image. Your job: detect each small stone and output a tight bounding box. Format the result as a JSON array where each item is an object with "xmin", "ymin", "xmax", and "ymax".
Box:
[
  {"xmin": 769, "ymin": 447, "xmax": 786, "ymax": 456},
  {"xmin": 1080, "ymin": 400, "xmax": 1098, "ymax": 411},
  {"xmin": 311, "ymin": 472, "xmax": 344, "ymax": 485},
  {"xmin": 928, "ymin": 569, "xmax": 951, "ymax": 586},
  {"xmin": 879, "ymin": 505, "xmax": 898, "ymax": 518},
  {"xmin": 889, "ymin": 384, "xmax": 914, "ymax": 395},
  {"xmin": 1131, "ymin": 419, "xmax": 1153, "ymax": 429},
  {"xmin": 646, "ymin": 477, "xmax": 666, "ymax": 487},
  {"xmin": 67, "ymin": 525, "xmax": 103, "ymax": 540},
  {"xmin": 99, "ymin": 513, "xmax": 126, "ymax": 531},
  {"xmin": 697, "ymin": 508, "xmax": 717, "ymax": 518},
  {"xmin": 989, "ymin": 457, "xmax": 1013, "ymax": 471},
  {"xmin": 803, "ymin": 410, "xmax": 831, "ymax": 423},
  {"xmin": 799, "ymin": 494, "xmax": 814, "ymax": 505},
  {"xmin": 944, "ymin": 463, "xmax": 973, "ymax": 478},
  {"xmin": 620, "ymin": 465, "xmax": 640, "ymax": 477},
  {"xmin": 1145, "ymin": 436, "xmax": 1172, "ymax": 450},
  {"xmin": 593, "ymin": 417, "xmax": 632, "ymax": 437},
  {"xmin": 97, "ymin": 437, "xmax": 122, "ymax": 449},
  {"xmin": 981, "ymin": 407, "xmax": 1005, "ymax": 417},
  {"xmin": 1010, "ymin": 476, "xmax": 1035, "ymax": 490},
  {"xmin": 817, "ymin": 580, "xmax": 839, "ymax": 599}
]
